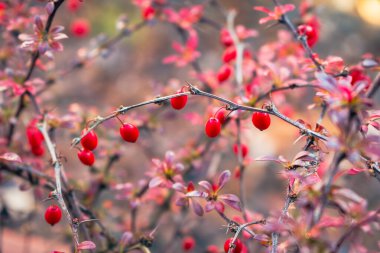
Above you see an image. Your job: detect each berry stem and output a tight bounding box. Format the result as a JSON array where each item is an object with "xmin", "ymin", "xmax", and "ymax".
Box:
[{"xmin": 115, "ymin": 115, "xmax": 124, "ymax": 125}]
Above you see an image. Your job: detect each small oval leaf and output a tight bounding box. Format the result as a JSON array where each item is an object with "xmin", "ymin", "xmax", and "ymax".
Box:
[
  {"xmin": 77, "ymin": 241, "xmax": 96, "ymax": 250},
  {"xmin": 0, "ymin": 152, "xmax": 22, "ymax": 163}
]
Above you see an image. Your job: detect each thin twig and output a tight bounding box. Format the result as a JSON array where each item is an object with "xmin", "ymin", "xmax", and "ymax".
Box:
[
  {"xmin": 72, "ymin": 86, "xmax": 328, "ymax": 147},
  {"xmin": 38, "ymin": 120, "xmax": 80, "ymax": 247},
  {"xmin": 227, "ymin": 219, "xmax": 266, "ymax": 253}
]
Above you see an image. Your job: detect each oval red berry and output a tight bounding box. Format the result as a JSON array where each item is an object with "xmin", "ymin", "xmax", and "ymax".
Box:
[
  {"xmin": 120, "ymin": 123, "xmax": 139, "ymax": 143},
  {"xmin": 216, "ymin": 110, "xmax": 226, "ymax": 125},
  {"xmin": 251, "ymin": 112, "xmax": 271, "ymax": 131},
  {"xmin": 217, "ymin": 65, "xmax": 232, "ymax": 83},
  {"xmin": 31, "ymin": 145, "xmax": 45, "ymax": 157},
  {"xmin": 78, "ymin": 149, "xmax": 95, "ymax": 166},
  {"xmin": 222, "ymin": 46, "xmax": 237, "ymax": 63},
  {"xmin": 205, "ymin": 117, "xmax": 221, "ymax": 138},
  {"xmin": 223, "ymin": 238, "xmax": 243, "ymax": 253},
  {"xmin": 45, "ymin": 205, "xmax": 62, "ymax": 226},
  {"xmin": 220, "ymin": 28, "xmax": 233, "ymax": 47},
  {"xmin": 70, "ymin": 19, "xmax": 90, "ymax": 37},
  {"xmin": 27, "ymin": 126, "xmax": 44, "ymax": 147},
  {"xmin": 182, "ymin": 236, "xmax": 195, "ymax": 251},
  {"xmin": 80, "ymin": 129, "xmax": 98, "ymax": 151},
  {"xmin": 170, "ymin": 91, "xmax": 188, "ymax": 110}
]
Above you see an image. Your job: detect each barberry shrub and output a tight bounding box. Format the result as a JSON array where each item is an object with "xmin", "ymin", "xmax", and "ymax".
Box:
[{"xmin": 0, "ymin": 0, "xmax": 379, "ymax": 253}]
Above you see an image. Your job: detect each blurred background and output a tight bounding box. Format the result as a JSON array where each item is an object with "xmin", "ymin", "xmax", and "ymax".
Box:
[{"xmin": 1, "ymin": 0, "xmax": 380, "ymax": 252}]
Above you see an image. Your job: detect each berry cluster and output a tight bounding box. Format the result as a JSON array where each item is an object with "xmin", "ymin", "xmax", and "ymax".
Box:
[
  {"xmin": 169, "ymin": 87, "xmax": 271, "ymax": 139},
  {"xmin": 77, "ymin": 129, "xmax": 97, "ymax": 166},
  {"xmin": 77, "ymin": 120, "xmax": 140, "ymax": 166}
]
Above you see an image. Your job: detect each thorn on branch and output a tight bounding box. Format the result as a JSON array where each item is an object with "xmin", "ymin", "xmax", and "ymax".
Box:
[
  {"xmin": 188, "ymin": 85, "xmax": 200, "ymax": 95},
  {"xmin": 226, "ymin": 220, "xmax": 240, "ymax": 233}
]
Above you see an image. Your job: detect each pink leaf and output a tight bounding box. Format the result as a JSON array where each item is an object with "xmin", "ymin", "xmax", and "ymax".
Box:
[
  {"xmin": 347, "ymin": 168, "xmax": 365, "ymax": 175},
  {"xmin": 0, "ymin": 152, "xmax": 22, "ymax": 163},
  {"xmin": 214, "ymin": 201, "xmax": 225, "ymax": 213},
  {"xmin": 77, "ymin": 241, "xmax": 96, "ymax": 250}
]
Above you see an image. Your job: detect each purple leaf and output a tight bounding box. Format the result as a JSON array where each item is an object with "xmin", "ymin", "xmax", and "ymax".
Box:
[
  {"xmin": 172, "ymin": 182, "xmax": 185, "ymax": 192},
  {"xmin": 190, "ymin": 199, "xmax": 204, "ymax": 216},
  {"xmin": 198, "ymin": 181, "xmax": 212, "ymax": 192},
  {"xmin": 34, "ymin": 16, "xmax": 44, "ymax": 32},
  {"xmin": 186, "ymin": 190, "xmax": 205, "ymax": 198},
  {"xmin": 204, "ymin": 201, "xmax": 215, "ymax": 212},
  {"xmin": 218, "ymin": 194, "xmax": 240, "ymax": 202},
  {"xmin": 222, "ymin": 199, "xmax": 241, "ymax": 212},
  {"xmin": 45, "ymin": 2, "xmax": 54, "ymax": 15},
  {"xmin": 175, "ymin": 197, "xmax": 188, "ymax": 206},
  {"xmin": 218, "ymin": 170, "xmax": 231, "ymax": 189}
]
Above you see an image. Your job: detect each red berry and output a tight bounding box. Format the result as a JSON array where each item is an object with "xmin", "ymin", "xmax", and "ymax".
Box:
[
  {"xmin": 70, "ymin": 19, "xmax": 90, "ymax": 37},
  {"xmin": 222, "ymin": 46, "xmax": 237, "ymax": 63},
  {"xmin": 120, "ymin": 123, "xmax": 139, "ymax": 143},
  {"xmin": 216, "ymin": 110, "xmax": 226, "ymax": 125},
  {"xmin": 297, "ymin": 24, "xmax": 318, "ymax": 48},
  {"xmin": 182, "ymin": 236, "xmax": 196, "ymax": 251},
  {"xmin": 217, "ymin": 65, "xmax": 232, "ymax": 83},
  {"xmin": 205, "ymin": 117, "xmax": 221, "ymax": 138},
  {"xmin": 0, "ymin": 2, "xmax": 6, "ymax": 11},
  {"xmin": 27, "ymin": 125, "xmax": 44, "ymax": 147},
  {"xmin": 233, "ymin": 144, "xmax": 248, "ymax": 158},
  {"xmin": 142, "ymin": 6, "xmax": 155, "ymax": 20},
  {"xmin": 78, "ymin": 149, "xmax": 95, "ymax": 166},
  {"xmin": 45, "ymin": 205, "xmax": 62, "ymax": 226},
  {"xmin": 220, "ymin": 28, "xmax": 233, "ymax": 47},
  {"xmin": 80, "ymin": 129, "xmax": 98, "ymax": 151},
  {"xmin": 31, "ymin": 145, "xmax": 45, "ymax": 157},
  {"xmin": 67, "ymin": 0, "xmax": 81, "ymax": 12},
  {"xmin": 349, "ymin": 67, "xmax": 371, "ymax": 87},
  {"xmin": 251, "ymin": 112, "xmax": 271, "ymax": 131},
  {"xmin": 224, "ymin": 238, "xmax": 243, "ymax": 253},
  {"xmin": 170, "ymin": 91, "xmax": 188, "ymax": 110},
  {"xmin": 207, "ymin": 245, "xmax": 219, "ymax": 253}
]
